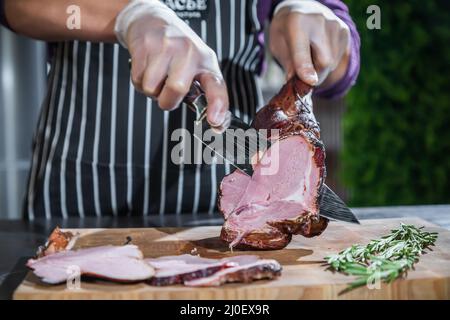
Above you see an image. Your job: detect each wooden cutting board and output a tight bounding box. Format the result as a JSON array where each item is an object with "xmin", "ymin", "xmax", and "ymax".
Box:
[{"xmin": 13, "ymin": 217, "xmax": 450, "ymax": 300}]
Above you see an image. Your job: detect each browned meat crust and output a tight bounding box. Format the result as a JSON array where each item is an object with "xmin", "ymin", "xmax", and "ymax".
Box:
[
  {"xmin": 36, "ymin": 226, "xmax": 78, "ymax": 257},
  {"xmin": 219, "ymin": 77, "xmax": 329, "ymax": 250},
  {"xmin": 148, "ymin": 265, "xmax": 226, "ymax": 286},
  {"xmin": 184, "ymin": 260, "xmax": 282, "ymax": 287}
]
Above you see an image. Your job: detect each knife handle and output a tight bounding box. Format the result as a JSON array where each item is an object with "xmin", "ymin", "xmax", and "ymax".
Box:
[
  {"xmin": 128, "ymin": 59, "xmax": 207, "ymax": 123},
  {"xmin": 183, "ymin": 80, "xmax": 203, "ymax": 105},
  {"xmin": 183, "ymin": 81, "xmax": 252, "ymax": 131},
  {"xmin": 183, "ymin": 81, "xmax": 208, "ymax": 123}
]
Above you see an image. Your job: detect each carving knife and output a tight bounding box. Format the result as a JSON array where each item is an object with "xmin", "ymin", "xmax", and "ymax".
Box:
[
  {"xmin": 183, "ymin": 81, "xmax": 256, "ymax": 176},
  {"xmin": 183, "ymin": 81, "xmax": 359, "ymax": 224}
]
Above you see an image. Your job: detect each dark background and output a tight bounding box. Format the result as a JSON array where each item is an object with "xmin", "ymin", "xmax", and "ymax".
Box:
[{"xmin": 341, "ymin": 0, "xmax": 450, "ymax": 206}]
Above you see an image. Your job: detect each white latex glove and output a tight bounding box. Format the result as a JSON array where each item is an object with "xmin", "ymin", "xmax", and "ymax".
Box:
[
  {"xmin": 270, "ymin": 0, "xmax": 351, "ymax": 87},
  {"xmin": 115, "ymin": 0, "xmax": 229, "ymax": 128}
]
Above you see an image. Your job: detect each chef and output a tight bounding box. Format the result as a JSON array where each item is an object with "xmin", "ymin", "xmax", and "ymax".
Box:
[{"xmin": 1, "ymin": 0, "xmax": 360, "ymax": 219}]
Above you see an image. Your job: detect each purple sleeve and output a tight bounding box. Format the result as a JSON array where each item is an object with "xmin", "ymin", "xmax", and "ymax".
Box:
[
  {"xmin": 313, "ymin": 0, "xmax": 361, "ymax": 99},
  {"xmin": 257, "ymin": 0, "xmax": 283, "ymax": 23},
  {"xmin": 254, "ymin": 1, "xmax": 284, "ymax": 75}
]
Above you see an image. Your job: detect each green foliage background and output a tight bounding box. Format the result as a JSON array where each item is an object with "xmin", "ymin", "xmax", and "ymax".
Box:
[{"xmin": 342, "ymin": 1, "xmax": 450, "ymax": 206}]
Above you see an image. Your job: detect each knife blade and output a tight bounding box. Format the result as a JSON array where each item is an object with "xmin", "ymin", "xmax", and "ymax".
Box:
[
  {"xmin": 319, "ymin": 185, "xmax": 360, "ymax": 224},
  {"xmin": 184, "ymin": 81, "xmax": 261, "ymax": 176},
  {"xmin": 127, "ymin": 60, "xmax": 258, "ymax": 175},
  {"xmin": 183, "ymin": 81, "xmax": 359, "ymax": 224}
]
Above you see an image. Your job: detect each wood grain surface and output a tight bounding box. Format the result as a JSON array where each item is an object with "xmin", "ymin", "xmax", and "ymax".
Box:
[{"xmin": 13, "ymin": 217, "xmax": 450, "ymax": 300}]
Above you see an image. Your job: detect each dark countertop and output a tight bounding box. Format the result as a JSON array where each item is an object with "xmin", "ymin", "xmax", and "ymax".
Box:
[{"xmin": 1, "ymin": 205, "xmax": 449, "ymax": 299}]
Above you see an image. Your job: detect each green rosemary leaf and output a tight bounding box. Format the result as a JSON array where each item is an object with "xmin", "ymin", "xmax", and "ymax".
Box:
[{"xmin": 324, "ymin": 224, "xmax": 438, "ymax": 293}]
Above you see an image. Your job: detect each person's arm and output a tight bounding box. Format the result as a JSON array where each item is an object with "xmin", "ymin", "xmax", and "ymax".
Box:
[
  {"xmin": 4, "ymin": 0, "xmax": 229, "ymax": 128},
  {"xmin": 270, "ymin": 0, "xmax": 360, "ymax": 99},
  {"xmin": 4, "ymin": 0, "xmax": 128, "ymax": 42}
]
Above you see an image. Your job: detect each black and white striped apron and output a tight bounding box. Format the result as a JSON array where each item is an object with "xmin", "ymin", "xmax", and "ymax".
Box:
[{"xmin": 25, "ymin": 0, "xmax": 265, "ymax": 219}]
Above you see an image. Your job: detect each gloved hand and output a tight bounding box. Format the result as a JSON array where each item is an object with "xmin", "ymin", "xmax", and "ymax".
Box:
[
  {"xmin": 270, "ymin": 0, "xmax": 351, "ymax": 88},
  {"xmin": 115, "ymin": 0, "xmax": 229, "ymax": 128}
]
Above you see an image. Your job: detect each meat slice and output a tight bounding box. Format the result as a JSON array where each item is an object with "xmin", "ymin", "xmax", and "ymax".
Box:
[
  {"xmin": 27, "ymin": 245, "xmax": 155, "ymax": 284},
  {"xmin": 36, "ymin": 227, "xmax": 79, "ymax": 257},
  {"xmin": 184, "ymin": 258, "xmax": 282, "ymax": 287},
  {"xmin": 146, "ymin": 254, "xmax": 260, "ymax": 286},
  {"xmin": 219, "ymin": 77, "xmax": 328, "ymax": 250},
  {"xmin": 146, "ymin": 254, "xmax": 232, "ymax": 286}
]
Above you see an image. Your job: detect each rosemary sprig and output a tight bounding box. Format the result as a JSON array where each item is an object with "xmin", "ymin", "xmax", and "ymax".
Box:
[{"xmin": 324, "ymin": 223, "xmax": 438, "ymax": 292}]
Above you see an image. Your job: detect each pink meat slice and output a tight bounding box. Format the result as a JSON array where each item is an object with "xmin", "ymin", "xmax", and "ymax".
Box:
[
  {"xmin": 222, "ymin": 136, "xmax": 319, "ymax": 213},
  {"xmin": 219, "ymin": 172, "xmax": 252, "ymax": 220},
  {"xmin": 184, "ymin": 259, "xmax": 282, "ymax": 287},
  {"xmin": 146, "ymin": 254, "xmax": 260, "ymax": 286},
  {"xmin": 220, "ymin": 135, "xmax": 322, "ymax": 249},
  {"xmin": 146, "ymin": 254, "xmax": 223, "ymax": 269},
  {"xmin": 219, "ymin": 77, "xmax": 328, "ymax": 250},
  {"xmin": 27, "ymin": 245, "xmax": 155, "ymax": 284}
]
